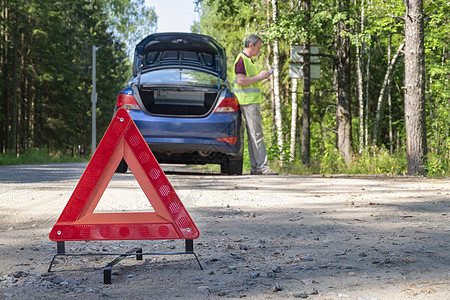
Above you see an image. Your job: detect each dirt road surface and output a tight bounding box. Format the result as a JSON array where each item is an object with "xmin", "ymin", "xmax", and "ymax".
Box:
[{"xmin": 0, "ymin": 163, "xmax": 449, "ymax": 300}]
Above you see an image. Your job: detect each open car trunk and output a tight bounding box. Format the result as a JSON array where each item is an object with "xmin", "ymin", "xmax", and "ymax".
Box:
[
  {"xmin": 133, "ymin": 33, "xmax": 227, "ymax": 80},
  {"xmin": 132, "ymin": 33, "xmax": 228, "ymax": 117},
  {"xmin": 139, "ymin": 87, "xmax": 219, "ymax": 116}
]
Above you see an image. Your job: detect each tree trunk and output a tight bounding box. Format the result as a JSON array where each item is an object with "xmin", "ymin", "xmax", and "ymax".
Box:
[
  {"xmin": 404, "ymin": 0, "xmax": 427, "ymax": 175},
  {"xmin": 271, "ymin": 0, "xmax": 284, "ymax": 160},
  {"xmin": 301, "ymin": 41, "xmax": 311, "ymax": 165},
  {"xmin": 0, "ymin": 1, "xmax": 7, "ymax": 152},
  {"xmin": 387, "ymin": 35, "xmax": 393, "ymax": 154},
  {"xmin": 11, "ymin": 17, "xmax": 18, "ymax": 156},
  {"xmin": 335, "ymin": 0, "xmax": 355, "ymax": 164},
  {"xmin": 356, "ymin": 0, "xmax": 365, "ymax": 153},
  {"xmin": 301, "ymin": 0, "xmax": 311, "ymax": 166},
  {"xmin": 289, "ymin": 78, "xmax": 298, "ymax": 162},
  {"xmin": 364, "ymin": 35, "xmax": 371, "ymax": 148},
  {"xmin": 266, "ymin": 0, "xmax": 276, "ymax": 140},
  {"xmin": 356, "ymin": 46, "xmax": 364, "ymax": 153}
]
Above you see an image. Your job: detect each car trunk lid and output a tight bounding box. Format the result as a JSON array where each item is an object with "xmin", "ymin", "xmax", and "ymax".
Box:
[{"xmin": 132, "ymin": 33, "xmax": 227, "ymax": 81}]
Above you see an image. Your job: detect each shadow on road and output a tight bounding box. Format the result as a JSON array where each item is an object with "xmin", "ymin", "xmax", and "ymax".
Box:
[
  {"xmin": 0, "ymin": 163, "xmax": 88, "ymax": 183},
  {"xmin": 0, "ymin": 163, "xmax": 226, "ymax": 184}
]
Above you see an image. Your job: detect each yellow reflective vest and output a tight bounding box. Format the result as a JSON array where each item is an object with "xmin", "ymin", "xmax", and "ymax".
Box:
[{"xmin": 233, "ymin": 53, "xmax": 261, "ymax": 105}]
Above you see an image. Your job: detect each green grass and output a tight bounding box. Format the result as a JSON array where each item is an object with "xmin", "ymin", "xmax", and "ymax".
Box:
[
  {"xmin": 278, "ymin": 147, "xmax": 408, "ymax": 175},
  {"xmin": 182, "ymin": 146, "xmax": 450, "ymax": 177},
  {"xmin": 0, "ymin": 148, "xmax": 89, "ymax": 165},
  {"xmin": 275, "ymin": 146, "xmax": 449, "ymax": 177},
  {"xmin": 2, "ymin": 146, "xmax": 448, "ymax": 178}
]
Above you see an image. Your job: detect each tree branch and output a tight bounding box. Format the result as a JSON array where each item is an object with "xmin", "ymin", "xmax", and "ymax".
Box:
[{"xmin": 388, "ymin": 14, "xmax": 405, "ymax": 21}]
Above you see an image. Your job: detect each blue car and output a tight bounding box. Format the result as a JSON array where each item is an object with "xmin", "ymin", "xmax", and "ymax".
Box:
[{"xmin": 115, "ymin": 33, "xmax": 243, "ymax": 175}]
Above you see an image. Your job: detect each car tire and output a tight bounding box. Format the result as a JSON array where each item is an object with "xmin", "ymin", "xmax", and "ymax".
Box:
[
  {"xmin": 221, "ymin": 157, "xmax": 243, "ymax": 175},
  {"xmin": 115, "ymin": 159, "xmax": 128, "ymax": 173}
]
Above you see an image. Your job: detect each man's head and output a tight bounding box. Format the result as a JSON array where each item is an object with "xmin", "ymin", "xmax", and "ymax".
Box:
[{"xmin": 244, "ymin": 34, "xmax": 262, "ymax": 57}]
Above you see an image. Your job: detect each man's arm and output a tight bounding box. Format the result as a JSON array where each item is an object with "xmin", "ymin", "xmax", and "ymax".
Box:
[{"xmin": 236, "ymin": 70, "xmax": 271, "ymax": 86}]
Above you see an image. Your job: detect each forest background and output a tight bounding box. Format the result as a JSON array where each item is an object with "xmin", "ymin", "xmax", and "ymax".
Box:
[{"xmin": 0, "ymin": 0, "xmax": 448, "ymax": 176}]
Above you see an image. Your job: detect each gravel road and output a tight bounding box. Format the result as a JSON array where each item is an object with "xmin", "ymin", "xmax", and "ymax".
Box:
[{"xmin": 0, "ymin": 163, "xmax": 449, "ymax": 299}]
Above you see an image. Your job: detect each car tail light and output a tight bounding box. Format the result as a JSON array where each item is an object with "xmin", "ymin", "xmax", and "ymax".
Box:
[
  {"xmin": 116, "ymin": 93, "xmax": 141, "ymax": 110},
  {"xmin": 217, "ymin": 137, "xmax": 238, "ymax": 144},
  {"xmin": 214, "ymin": 97, "xmax": 239, "ymax": 113}
]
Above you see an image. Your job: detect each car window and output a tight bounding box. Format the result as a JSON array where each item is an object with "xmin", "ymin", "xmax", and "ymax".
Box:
[{"xmin": 139, "ymin": 69, "xmax": 225, "ymax": 86}]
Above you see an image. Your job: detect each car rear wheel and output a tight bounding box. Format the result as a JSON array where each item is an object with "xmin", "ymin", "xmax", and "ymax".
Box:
[
  {"xmin": 221, "ymin": 157, "xmax": 243, "ymax": 175},
  {"xmin": 115, "ymin": 159, "xmax": 128, "ymax": 173}
]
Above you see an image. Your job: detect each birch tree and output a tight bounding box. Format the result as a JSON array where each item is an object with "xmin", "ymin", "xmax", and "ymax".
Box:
[
  {"xmin": 289, "ymin": 78, "xmax": 298, "ymax": 161},
  {"xmin": 270, "ymin": 0, "xmax": 284, "ymax": 159},
  {"xmin": 372, "ymin": 40, "xmax": 405, "ymax": 146}
]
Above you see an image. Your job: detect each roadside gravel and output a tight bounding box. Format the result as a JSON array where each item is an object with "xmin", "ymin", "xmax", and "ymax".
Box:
[{"xmin": 0, "ymin": 163, "xmax": 448, "ymax": 299}]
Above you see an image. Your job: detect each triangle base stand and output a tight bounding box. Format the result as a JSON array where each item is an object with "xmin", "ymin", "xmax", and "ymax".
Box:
[{"xmin": 47, "ymin": 240, "xmax": 203, "ymax": 284}]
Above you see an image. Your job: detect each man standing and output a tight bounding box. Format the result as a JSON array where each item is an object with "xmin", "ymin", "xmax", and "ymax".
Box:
[{"xmin": 233, "ymin": 34, "xmax": 278, "ymax": 175}]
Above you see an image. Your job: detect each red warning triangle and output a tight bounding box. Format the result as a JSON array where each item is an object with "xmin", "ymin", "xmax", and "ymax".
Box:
[{"xmin": 49, "ymin": 108, "xmax": 199, "ymax": 241}]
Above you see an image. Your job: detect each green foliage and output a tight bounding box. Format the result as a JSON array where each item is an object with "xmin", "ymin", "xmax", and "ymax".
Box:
[
  {"xmin": 106, "ymin": 0, "xmax": 157, "ymax": 58},
  {"xmin": 320, "ymin": 147, "xmax": 347, "ymax": 174},
  {"xmin": 349, "ymin": 147, "xmax": 407, "ymax": 175},
  {"xmin": 424, "ymin": 153, "xmax": 450, "ymax": 177},
  {"xmin": 279, "ymin": 146, "xmax": 409, "ymax": 175},
  {"xmin": 365, "ymin": 0, "xmax": 404, "ymax": 38},
  {"xmin": 0, "ymin": 0, "xmax": 154, "ymax": 156},
  {"xmin": 193, "ymin": 0, "xmax": 450, "ymax": 177},
  {"xmin": 278, "ymin": 159, "xmax": 320, "ymax": 175}
]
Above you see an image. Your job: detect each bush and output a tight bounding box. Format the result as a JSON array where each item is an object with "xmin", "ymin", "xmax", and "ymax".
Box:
[
  {"xmin": 348, "ymin": 147, "xmax": 407, "ymax": 175},
  {"xmin": 424, "ymin": 153, "xmax": 450, "ymax": 177}
]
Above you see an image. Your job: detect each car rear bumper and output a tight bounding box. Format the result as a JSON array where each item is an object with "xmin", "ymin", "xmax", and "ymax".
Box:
[
  {"xmin": 126, "ymin": 110, "xmax": 243, "ymax": 161},
  {"xmin": 148, "ymin": 142, "xmax": 242, "ymax": 165},
  {"xmin": 146, "ymin": 138, "xmax": 240, "ymax": 155}
]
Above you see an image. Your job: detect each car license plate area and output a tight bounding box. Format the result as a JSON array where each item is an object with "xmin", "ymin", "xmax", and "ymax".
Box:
[
  {"xmin": 140, "ymin": 89, "xmax": 217, "ymax": 116},
  {"xmin": 155, "ymin": 90, "xmax": 204, "ymax": 106}
]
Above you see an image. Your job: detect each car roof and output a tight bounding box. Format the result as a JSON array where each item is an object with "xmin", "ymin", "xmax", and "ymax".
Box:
[{"xmin": 133, "ymin": 33, "xmax": 227, "ymax": 80}]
